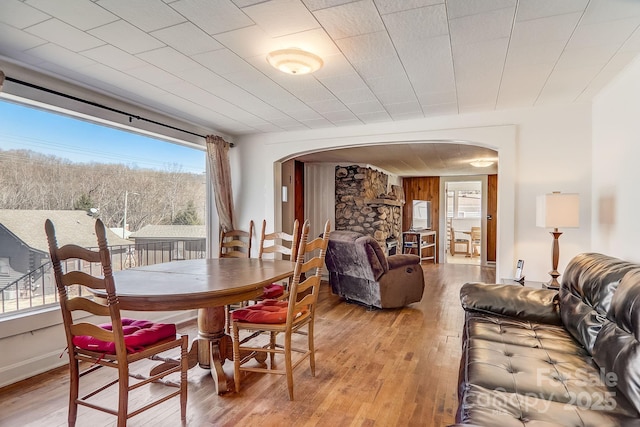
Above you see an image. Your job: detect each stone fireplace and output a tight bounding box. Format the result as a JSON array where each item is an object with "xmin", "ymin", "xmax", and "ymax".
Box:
[{"xmin": 334, "ymin": 165, "xmax": 403, "ymax": 251}]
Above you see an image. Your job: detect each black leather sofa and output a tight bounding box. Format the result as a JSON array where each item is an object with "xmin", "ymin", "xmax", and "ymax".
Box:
[
  {"xmin": 325, "ymin": 230, "xmax": 425, "ymax": 308},
  {"xmin": 453, "ymin": 253, "xmax": 640, "ymax": 426}
]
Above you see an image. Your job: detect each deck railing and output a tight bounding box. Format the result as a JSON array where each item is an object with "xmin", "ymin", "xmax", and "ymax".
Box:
[{"xmin": 0, "ymin": 240, "xmax": 205, "ymax": 316}]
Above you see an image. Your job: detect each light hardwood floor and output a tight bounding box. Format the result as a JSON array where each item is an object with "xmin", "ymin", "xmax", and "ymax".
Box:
[{"xmin": 0, "ymin": 263, "xmax": 495, "ymax": 427}]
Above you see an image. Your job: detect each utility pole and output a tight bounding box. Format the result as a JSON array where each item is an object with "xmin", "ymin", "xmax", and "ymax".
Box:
[{"xmin": 123, "ymin": 191, "xmax": 139, "ymax": 238}]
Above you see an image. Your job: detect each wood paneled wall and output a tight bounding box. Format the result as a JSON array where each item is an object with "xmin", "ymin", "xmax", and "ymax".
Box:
[{"xmin": 402, "ymin": 177, "xmax": 441, "ymax": 254}]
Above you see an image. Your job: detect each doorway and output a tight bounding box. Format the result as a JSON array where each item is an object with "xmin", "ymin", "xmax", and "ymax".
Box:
[{"xmin": 444, "ymin": 180, "xmax": 484, "ymax": 265}]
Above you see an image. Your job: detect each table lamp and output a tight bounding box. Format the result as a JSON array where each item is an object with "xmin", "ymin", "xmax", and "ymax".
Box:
[{"xmin": 536, "ymin": 192, "xmax": 579, "ymax": 288}]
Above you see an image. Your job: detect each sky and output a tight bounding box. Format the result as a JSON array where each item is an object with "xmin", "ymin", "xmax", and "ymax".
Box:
[{"xmin": 0, "ymin": 99, "xmax": 206, "ymax": 174}]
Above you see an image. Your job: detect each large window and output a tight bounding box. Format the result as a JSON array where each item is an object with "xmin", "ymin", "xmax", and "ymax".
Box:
[{"xmin": 0, "ymin": 99, "xmax": 206, "ymax": 316}]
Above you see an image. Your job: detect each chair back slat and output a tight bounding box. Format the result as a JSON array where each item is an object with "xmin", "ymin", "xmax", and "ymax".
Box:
[
  {"xmin": 66, "ymin": 298, "xmax": 111, "ymax": 316},
  {"xmin": 62, "ymin": 271, "xmax": 107, "ymax": 290},
  {"xmin": 70, "ymin": 323, "xmax": 116, "ymax": 342},
  {"xmin": 57, "ymin": 244, "xmax": 102, "ymax": 263},
  {"xmin": 258, "ymin": 219, "xmax": 299, "ymax": 261}
]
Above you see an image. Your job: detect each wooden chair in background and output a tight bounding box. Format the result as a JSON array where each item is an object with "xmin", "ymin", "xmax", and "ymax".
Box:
[
  {"xmin": 257, "ymin": 218, "xmax": 300, "ymax": 300},
  {"xmin": 219, "ymin": 220, "xmax": 254, "ymax": 258},
  {"xmin": 231, "ymin": 219, "xmax": 331, "ymax": 400},
  {"xmin": 449, "ymin": 226, "xmax": 470, "ymax": 256},
  {"xmin": 470, "ymin": 226, "xmax": 481, "ymax": 257},
  {"xmin": 220, "ymin": 221, "xmax": 255, "ymax": 332},
  {"xmin": 45, "ymin": 218, "xmax": 188, "ymax": 427}
]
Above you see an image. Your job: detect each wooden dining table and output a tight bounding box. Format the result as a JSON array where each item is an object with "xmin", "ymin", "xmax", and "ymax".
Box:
[{"xmin": 109, "ymin": 258, "xmax": 294, "ymax": 394}]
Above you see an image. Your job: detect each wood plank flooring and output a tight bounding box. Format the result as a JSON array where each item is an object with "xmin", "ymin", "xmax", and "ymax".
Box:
[{"xmin": 0, "ymin": 263, "xmax": 495, "ymax": 427}]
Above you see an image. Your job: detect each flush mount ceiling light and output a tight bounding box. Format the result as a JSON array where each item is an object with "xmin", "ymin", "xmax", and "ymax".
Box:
[
  {"xmin": 469, "ymin": 159, "xmax": 494, "ymax": 168},
  {"xmin": 266, "ymin": 48, "xmax": 323, "ymax": 75}
]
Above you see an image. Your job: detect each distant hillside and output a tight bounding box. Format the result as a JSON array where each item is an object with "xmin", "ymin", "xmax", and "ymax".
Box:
[{"xmin": 0, "ymin": 149, "xmax": 205, "ymax": 229}]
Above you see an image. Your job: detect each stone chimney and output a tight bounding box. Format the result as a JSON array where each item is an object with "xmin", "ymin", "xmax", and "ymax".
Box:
[{"xmin": 334, "ymin": 165, "xmax": 402, "ymax": 247}]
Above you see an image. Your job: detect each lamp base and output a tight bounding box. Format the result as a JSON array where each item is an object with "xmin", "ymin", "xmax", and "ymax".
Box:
[{"xmin": 548, "ymin": 229, "xmax": 563, "ymax": 289}]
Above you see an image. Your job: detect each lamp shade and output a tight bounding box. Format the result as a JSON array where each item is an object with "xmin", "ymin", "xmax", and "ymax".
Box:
[{"xmin": 536, "ymin": 192, "xmax": 580, "ymax": 228}]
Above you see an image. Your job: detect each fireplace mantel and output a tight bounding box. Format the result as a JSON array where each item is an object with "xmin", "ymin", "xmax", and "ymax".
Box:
[{"xmin": 365, "ymin": 198, "xmax": 403, "ymax": 207}]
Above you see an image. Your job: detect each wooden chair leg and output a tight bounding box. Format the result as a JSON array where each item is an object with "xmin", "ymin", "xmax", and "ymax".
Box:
[
  {"xmin": 232, "ymin": 322, "xmax": 241, "ymax": 393},
  {"xmin": 68, "ymin": 359, "xmax": 79, "ymax": 427},
  {"xmin": 284, "ymin": 333, "xmax": 294, "ymax": 401},
  {"xmin": 308, "ymin": 323, "xmax": 315, "ymax": 377},
  {"xmin": 270, "ymin": 331, "xmax": 276, "ymax": 366}
]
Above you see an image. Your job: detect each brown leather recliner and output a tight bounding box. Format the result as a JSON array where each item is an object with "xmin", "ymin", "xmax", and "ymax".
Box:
[{"xmin": 325, "ymin": 230, "xmax": 425, "ymax": 309}]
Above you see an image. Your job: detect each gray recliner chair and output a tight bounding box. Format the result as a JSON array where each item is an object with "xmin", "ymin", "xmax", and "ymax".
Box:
[{"xmin": 325, "ymin": 230, "xmax": 425, "ymax": 308}]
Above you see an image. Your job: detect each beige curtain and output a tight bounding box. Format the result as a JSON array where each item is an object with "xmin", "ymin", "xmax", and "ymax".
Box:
[{"xmin": 206, "ymin": 135, "xmax": 235, "ymax": 232}]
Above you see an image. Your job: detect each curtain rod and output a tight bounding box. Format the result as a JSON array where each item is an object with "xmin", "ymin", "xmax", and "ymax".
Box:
[{"xmin": 5, "ymin": 75, "xmax": 233, "ymax": 146}]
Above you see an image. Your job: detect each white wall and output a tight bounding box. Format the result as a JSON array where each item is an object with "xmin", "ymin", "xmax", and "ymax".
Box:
[
  {"xmin": 234, "ymin": 103, "xmax": 592, "ymax": 283},
  {"xmin": 592, "ymin": 56, "xmax": 640, "ymax": 260}
]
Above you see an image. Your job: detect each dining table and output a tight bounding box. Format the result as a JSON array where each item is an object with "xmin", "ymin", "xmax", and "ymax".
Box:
[{"xmin": 108, "ymin": 257, "xmax": 294, "ymax": 394}]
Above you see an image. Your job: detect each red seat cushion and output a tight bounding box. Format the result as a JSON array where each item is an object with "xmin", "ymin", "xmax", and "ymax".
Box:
[
  {"xmin": 73, "ymin": 318, "xmax": 177, "ymax": 354},
  {"xmin": 231, "ymin": 299, "xmax": 307, "ymax": 324},
  {"xmin": 262, "ymin": 283, "xmax": 284, "ymax": 299}
]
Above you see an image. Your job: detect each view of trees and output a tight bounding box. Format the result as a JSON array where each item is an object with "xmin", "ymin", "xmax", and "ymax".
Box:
[{"xmin": 0, "ymin": 149, "xmax": 206, "ymax": 230}]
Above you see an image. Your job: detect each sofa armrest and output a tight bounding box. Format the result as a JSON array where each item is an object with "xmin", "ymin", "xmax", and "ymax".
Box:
[
  {"xmin": 460, "ymin": 282, "xmax": 562, "ymax": 325},
  {"xmin": 387, "ymin": 254, "xmax": 420, "ymax": 270}
]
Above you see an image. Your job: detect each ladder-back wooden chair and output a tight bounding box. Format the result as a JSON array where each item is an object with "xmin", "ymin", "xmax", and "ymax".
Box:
[
  {"xmin": 450, "ymin": 226, "xmax": 470, "ymax": 256},
  {"xmin": 231, "ymin": 219, "xmax": 330, "ymax": 400},
  {"xmin": 470, "ymin": 226, "xmax": 481, "ymax": 257},
  {"xmin": 219, "ymin": 220, "xmax": 254, "ymax": 258},
  {"xmin": 257, "ymin": 218, "xmax": 300, "ymax": 300},
  {"xmin": 220, "ymin": 220, "xmax": 254, "ymax": 332},
  {"xmin": 45, "ymin": 218, "xmax": 188, "ymax": 427}
]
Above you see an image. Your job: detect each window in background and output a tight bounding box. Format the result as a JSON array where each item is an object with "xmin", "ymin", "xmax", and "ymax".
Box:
[{"xmin": 0, "ymin": 99, "xmax": 206, "ymax": 316}]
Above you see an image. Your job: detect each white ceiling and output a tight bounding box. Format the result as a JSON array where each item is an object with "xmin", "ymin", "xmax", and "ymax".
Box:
[{"xmin": 1, "ymin": 0, "xmax": 640, "ymax": 175}]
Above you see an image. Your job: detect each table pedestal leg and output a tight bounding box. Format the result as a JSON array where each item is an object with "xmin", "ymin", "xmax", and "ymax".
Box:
[{"xmin": 197, "ymin": 306, "xmax": 232, "ymax": 395}]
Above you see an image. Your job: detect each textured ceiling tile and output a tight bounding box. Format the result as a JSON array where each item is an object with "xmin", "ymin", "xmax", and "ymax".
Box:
[
  {"xmin": 321, "ymin": 76, "xmax": 373, "ymax": 97},
  {"xmin": 449, "ymin": 7, "xmax": 515, "ymax": 46},
  {"xmin": 213, "ymin": 25, "xmax": 272, "ymax": 59},
  {"xmin": 322, "ymin": 109, "xmax": 358, "ymax": 122},
  {"xmin": 497, "ymin": 65, "xmax": 551, "ymax": 108},
  {"xmin": 89, "ymin": 20, "xmax": 165, "ymax": 54},
  {"xmin": 24, "ymin": 42, "xmax": 97, "ymax": 68},
  {"xmin": 504, "ymin": 41, "xmax": 565, "ymax": 68},
  {"xmin": 125, "ymin": 64, "xmax": 184, "ymax": 86},
  {"xmin": 335, "ymin": 32, "xmax": 394, "ymax": 65},
  {"xmin": 26, "ymin": 0, "xmax": 118, "ymax": 30},
  {"xmin": 555, "ymin": 46, "xmax": 618, "ymax": 70},
  {"xmin": 137, "ymin": 47, "xmax": 201, "ymax": 74},
  {"xmin": 346, "ymin": 99, "xmax": 386, "ymax": 114},
  {"xmin": 151, "ymin": 22, "xmax": 224, "ymax": 56},
  {"xmin": 307, "ymin": 98, "xmax": 350, "ymax": 113},
  {"xmin": 82, "ymin": 45, "xmax": 147, "ymax": 70},
  {"xmin": 515, "ymin": 0, "xmax": 588, "ymax": 22},
  {"xmin": 509, "ymin": 13, "xmax": 582, "ymax": 47},
  {"xmin": 537, "ymin": 65, "xmax": 601, "ymax": 103},
  {"xmin": 582, "ymin": 0, "xmax": 640, "ymax": 24},
  {"xmin": 416, "ymin": 90, "xmax": 457, "ymax": 106},
  {"xmin": 446, "ymin": 0, "xmax": 515, "ymax": 19},
  {"xmin": 2, "ymin": 0, "xmax": 51, "ymax": 29},
  {"xmin": 178, "ymin": 67, "xmax": 230, "ymax": 90},
  {"xmin": 384, "ymin": 100, "xmax": 422, "ymax": 115},
  {"xmin": 300, "ymin": 117, "xmax": 335, "ymax": 128},
  {"xmin": 382, "ymin": 4, "xmax": 448, "ymax": 45},
  {"xmin": 193, "ymin": 49, "xmax": 255, "ymax": 76},
  {"xmin": 302, "ymin": 0, "xmax": 356, "ymax": 12},
  {"xmin": 374, "ymin": 0, "xmax": 442, "ymax": 15},
  {"xmin": 242, "ymin": 0, "xmax": 319, "ymax": 37},
  {"xmin": 357, "ymin": 110, "xmax": 392, "ymax": 123},
  {"xmin": 25, "ymin": 19, "xmax": 104, "ymax": 52},
  {"xmin": 568, "ymin": 18, "xmax": 640, "ymax": 50},
  {"xmin": 97, "ymin": 0, "xmax": 185, "ymax": 32},
  {"xmin": 376, "ymin": 89, "xmax": 417, "ymax": 105},
  {"xmin": 313, "ymin": 0, "xmax": 384, "ymax": 40},
  {"xmin": 0, "ymin": 22, "xmax": 46, "ymax": 52},
  {"xmin": 170, "ymin": 0, "xmax": 253, "ymax": 35}
]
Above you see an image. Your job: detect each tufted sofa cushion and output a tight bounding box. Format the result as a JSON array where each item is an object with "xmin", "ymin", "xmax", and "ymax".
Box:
[{"xmin": 455, "ymin": 253, "xmax": 640, "ymax": 426}]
